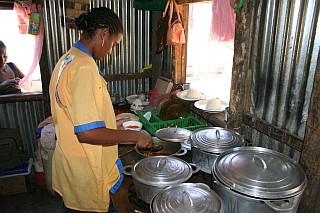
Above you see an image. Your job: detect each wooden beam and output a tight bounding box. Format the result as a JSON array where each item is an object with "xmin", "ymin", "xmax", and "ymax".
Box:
[
  {"xmin": 103, "ymin": 72, "xmax": 152, "ymax": 82},
  {"xmin": 242, "ymin": 113, "xmax": 304, "ymax": 151},
  {"xmin": 0, "ymin": 92, "xmax": 43, "ymax": 104}
]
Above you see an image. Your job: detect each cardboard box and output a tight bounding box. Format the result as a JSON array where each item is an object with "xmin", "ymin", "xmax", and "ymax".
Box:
[
  {"xmin": 155, "ymin": 77, "xmax": 173, "ymax": 94},
  {"xmin": 0, "ymin": 175, "xmax": 27, "ymax": 195}
]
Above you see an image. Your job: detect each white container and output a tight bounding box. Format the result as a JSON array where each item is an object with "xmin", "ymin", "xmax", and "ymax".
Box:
[{"xmin": 123, "ymin": 120, "xmax": 143, "ymax": 131}]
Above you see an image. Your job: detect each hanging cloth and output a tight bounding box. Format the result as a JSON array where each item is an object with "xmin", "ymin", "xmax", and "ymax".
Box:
[{"xmin": 209, "ymin": 0, "xmax": 236, "ymax": 42}]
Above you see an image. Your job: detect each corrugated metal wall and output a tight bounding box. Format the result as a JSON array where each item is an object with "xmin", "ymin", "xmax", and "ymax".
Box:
[
  {"xmin": 43, "ymin": 0, "xmax": 152, "ymax": 98},
  {"xmin": 0, "ymin": 101, "xmax": 46, "ymax": 157},
  {"xmin": 244, "ymin": 0, "xmax": 320, "ymax": 161}
]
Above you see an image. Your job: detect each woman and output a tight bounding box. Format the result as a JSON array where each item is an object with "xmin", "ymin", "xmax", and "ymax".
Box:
[
  {"xmin": 0, "ymin": 40, "xmax": 25, "ymax": 95},
  {"xmin": 49, "ymin": 7, "xmax": 152, "ymax": 212}
]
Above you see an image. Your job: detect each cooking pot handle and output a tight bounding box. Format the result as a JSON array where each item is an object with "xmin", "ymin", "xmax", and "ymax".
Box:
[
  {"xmin": 122, "ymin": 165, "xmax": 132, "ymax": 176},
  {"xmin": 264, "ymin": 199, "xmax": 294, "ymax": 211},
  {"xmin": 188, "ymin": 163, "xmax": 200, "ymax": 173},
  {"xmin": 173, "ymin": 148, "xmax": 188, "ymax": 156}
]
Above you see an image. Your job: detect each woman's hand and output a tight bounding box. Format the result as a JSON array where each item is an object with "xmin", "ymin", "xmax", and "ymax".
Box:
[
  {"xmin": 116, "ymin": 117, "xmax": 131, "ymax": 130},
  {"xmin": 136, "ymin": 130, "xmax": 153, "ymax": 149}
]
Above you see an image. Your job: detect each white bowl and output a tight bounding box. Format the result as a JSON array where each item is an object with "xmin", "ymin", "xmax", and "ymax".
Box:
[{"xmin": 123, "ymin": 120, "xmax": 143, "ymax": 131}]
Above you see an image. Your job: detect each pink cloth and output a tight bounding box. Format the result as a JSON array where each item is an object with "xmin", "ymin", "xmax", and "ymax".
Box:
[
  {"xmin": 209, "ymin": 0, "xmax": 236, "ymax": 42},
  {"xmin": 14, "ymin": 1, "xmax": 44, "ymax": 88}
]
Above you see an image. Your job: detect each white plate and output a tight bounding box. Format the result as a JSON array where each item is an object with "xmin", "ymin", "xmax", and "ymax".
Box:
[
  {"xmin": 115, "ymin": 113, "xmax": 139, "ymax": 121},
  {"xmin": 194, "ymin": 99, "xmax": 228, "ymax": 113},
  {"xmin": 176, "ymin": 90, "xmax": 206, "ymax": 101},
  {"xmin": 126, "ymin": 94, "xmax": 139, "ymax": 104}
]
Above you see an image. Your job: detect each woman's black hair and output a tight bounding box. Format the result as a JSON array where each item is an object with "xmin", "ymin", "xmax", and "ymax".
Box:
[{"xmin": 75, "ymin": 7, "xmax": 123, "ymax": 38}]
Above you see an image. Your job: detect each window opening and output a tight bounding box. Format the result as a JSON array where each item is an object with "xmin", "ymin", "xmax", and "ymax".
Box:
[
  {"xmin": 0, "ymin": 10, "xmax": 42, "ymax": 92},
  {"xmin": 186, "ymin": 2, "xmax": 235, "ymax": 104}
]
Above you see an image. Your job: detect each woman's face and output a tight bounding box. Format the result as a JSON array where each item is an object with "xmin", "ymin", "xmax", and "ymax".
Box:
[
  {"xmin": 93, "ymin": 29, "xmax": 123, "ymax": 60},
  {"xmin": 0, "ymin": 47, "xmax": 7, "ymax": 70}
]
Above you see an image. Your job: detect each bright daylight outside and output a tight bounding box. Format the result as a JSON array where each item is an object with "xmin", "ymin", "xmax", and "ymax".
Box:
[
  {"xmin": 186, "ymin": 2, "xmax": 234, "ymax": 104},
  {"xmin": 0, "ymin": 10, "xmax": 42, "ymax": 92}
]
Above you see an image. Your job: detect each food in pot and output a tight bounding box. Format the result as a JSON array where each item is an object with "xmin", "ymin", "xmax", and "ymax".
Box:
[
  {"xmin": 206, "ymin": 98, "xmax": 222, "ymax": 110},
  {"xmin": 144, "ymin": 152, "xmax": 170, "ymax": 156},
  {"xmin": 186, "ymin": 88, "xmax": 201, "ymax": 99}
]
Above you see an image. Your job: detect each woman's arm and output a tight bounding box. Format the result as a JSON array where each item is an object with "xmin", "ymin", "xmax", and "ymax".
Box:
[{"xmin": 76, "ymin": 128, "xmax": 152, "ymax": 148}]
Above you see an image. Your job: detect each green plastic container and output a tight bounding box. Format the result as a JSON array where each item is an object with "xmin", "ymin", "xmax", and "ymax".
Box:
[{"xmin": 136, "ymin": 108, "xmax": 206, "ymax": 135}]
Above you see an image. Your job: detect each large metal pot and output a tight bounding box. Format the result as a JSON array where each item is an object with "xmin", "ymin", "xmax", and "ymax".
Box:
[
  {"xmin": 135, "ymin": 137, "xmax": 187, "ymax": 159},
  {"xmin": 190, "ymin": 127, "xmax": 244, "ymax": 174},
  {"xmin": 150, "ymin": 183, "xmax": 224, "ymax": 213},
  {"xmin": 212, "ymin": 147, "xmax": 307, "ymax": 213},
  {"xmin": 122, "ymin": 156, "xmax": 199, "ymax": 204}
]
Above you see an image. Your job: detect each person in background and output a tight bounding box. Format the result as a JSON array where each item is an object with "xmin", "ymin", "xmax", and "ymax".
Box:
[
  {"xmin": 0, "ymin": 40, "xmax": 25, "ymax": 95},
  {"xmin": 49, "ymin": 7, "xmax": 152, "ymax": 213}
]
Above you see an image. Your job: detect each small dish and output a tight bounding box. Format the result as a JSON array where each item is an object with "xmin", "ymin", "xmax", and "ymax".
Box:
[
  {"xmin": 123, "ymin": 120, "xmax": 143, "ymax": 131},
  {"xmin": 176, "ymin": 90, "xmax": 206, "ymax": 101}
]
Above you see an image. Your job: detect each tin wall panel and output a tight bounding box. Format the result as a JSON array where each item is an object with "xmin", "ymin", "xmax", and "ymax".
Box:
[
  {"xmin": 43, "ymin": 0, "xmax": 152, "ymax": 100},
  {"xmin": 0, "ymin": 101, "xmax": 46, "ymax": 158},
  {"xmin": 246, "ymin": 0, "xmax": 320, "ymax": 156}
]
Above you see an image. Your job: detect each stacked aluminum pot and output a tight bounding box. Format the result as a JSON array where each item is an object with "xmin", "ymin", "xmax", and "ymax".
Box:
[
  {"xmin": 122, "ymin": 156, "xmax": 199, "ymax": 204},
  {"xmin": 190, "ymin": 127, "xmax": 245, "ymax": 174},
  {"xmin": 150, "ymin": 183, "xmax": 224, "ymax": 213},
  {"xmin": 212, "ymin": 147, "xmax": 307, "ymax": 213}
]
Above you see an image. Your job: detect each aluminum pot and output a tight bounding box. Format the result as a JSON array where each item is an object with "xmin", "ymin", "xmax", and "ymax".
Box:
[
  {"xmin": 212, "ymin": 147, "xmax": 307, "ymax": 213},
  {"xmin": 190, "ymin": 127, "xmax": 244, "ymax": 174},
  {"xmin": 150, "ymin": 183, "xmax": 224, "ymax": 213},
  {"xmin": 135, "ymin": 137, "xmax": 187, "ymax": 159},
  {"xmin": 122, "ymin": 156, "xmax": 199, "ymax": 204}
]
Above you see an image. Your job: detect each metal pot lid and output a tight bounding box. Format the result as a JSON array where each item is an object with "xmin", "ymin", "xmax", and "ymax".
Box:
[
  {"xmin": 151, "ymin": 183, "xmax": 223, "ymax": 213},
  {"xmin": 155, "ymin": 127, "xmax": 192, "ymax": 143},
  {"xmin": 132, "ymin": 156, "xmax": 193, "ymax": 186},
  {"xmin": 190, "ymin": 127, "xmax": 244, "ymax": 153},
  {"xmin": 213, "ymin": 147, "xmax": 307, "ymax": 199}
]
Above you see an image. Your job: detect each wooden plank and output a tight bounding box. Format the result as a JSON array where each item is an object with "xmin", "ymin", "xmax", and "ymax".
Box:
[
  {"xmin": 103, "ymin": 72, "xmax": 152, "ymax": 82},
  {"xmin": 0, "ymin": 92, "xmax": 43, "ymax": 104},
  {"xmin": 242, "ymin": 113, "xmax": 304, "ymax": 151},
  {"xmin": 172, "ymin": 4, "xmax": 188, "ymax": 85}
]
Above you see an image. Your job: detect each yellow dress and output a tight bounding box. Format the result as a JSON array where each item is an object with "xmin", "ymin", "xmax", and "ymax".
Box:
[{"xmin": 49, "ymin": 46, "xmax": 122, "ymax": 212}]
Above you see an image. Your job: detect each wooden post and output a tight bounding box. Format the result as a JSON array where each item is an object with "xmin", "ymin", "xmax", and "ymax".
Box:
[{"xmin": 298, "ymin": 49, "xmax": 320, "ymax": 213}]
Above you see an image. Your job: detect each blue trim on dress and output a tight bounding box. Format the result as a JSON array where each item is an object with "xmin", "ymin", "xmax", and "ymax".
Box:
[
  {"xmin": 110, "ymin": 158, "xmax": 124, "ymax": 194},
  {"xmin": 73, "ymin": 41, "xmax": 104, "ymax": 76},
  {"xmin": 74, "ymin": 121, "xmax": 105, "ymax": 133}
]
